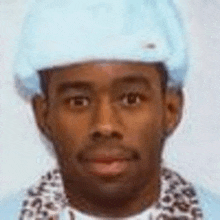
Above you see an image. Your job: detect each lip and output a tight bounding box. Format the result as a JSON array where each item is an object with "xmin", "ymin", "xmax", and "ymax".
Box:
[
  {"xmin": 87, "ymin": 157, "xmax": 130, "ymax": 163},
  {"xmin": 79, "ymin": 148, "xmax": 136, "ymax": 176},
  {"xmin": 85, "ymin": 159, "xmax": 130, "ymax": 177}
]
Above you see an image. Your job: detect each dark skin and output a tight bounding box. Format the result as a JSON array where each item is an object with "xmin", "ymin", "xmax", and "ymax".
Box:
[{"xmin": 33, "ymin": 61, "xmax": 183, "ymax": 218}]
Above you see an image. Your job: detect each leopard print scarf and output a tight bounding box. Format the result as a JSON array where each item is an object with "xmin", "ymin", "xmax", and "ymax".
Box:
[{"xmin": 19, "ymin": 167, "xmax": 203, "ymax": 219}]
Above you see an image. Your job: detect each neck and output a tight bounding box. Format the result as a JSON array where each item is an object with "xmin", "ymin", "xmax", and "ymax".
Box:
[{"xmin": 62, "ymin": 172, "xmax": 161, "ymax": 218}]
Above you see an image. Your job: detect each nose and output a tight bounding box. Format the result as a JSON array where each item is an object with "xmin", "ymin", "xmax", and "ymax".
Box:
[{"xmin": 89, "ymin": 97, "xmax": 123, "ymax": 141}]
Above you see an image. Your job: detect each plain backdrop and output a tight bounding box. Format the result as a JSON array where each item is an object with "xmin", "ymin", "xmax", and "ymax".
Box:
[{"xmin": 1, "ymin": 0, "xmax": 220, "ymax": 199}]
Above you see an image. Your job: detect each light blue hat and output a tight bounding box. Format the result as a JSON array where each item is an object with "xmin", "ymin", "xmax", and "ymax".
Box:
[{"xmin": 14, "ymin": 0, "xmax": 188, "ymax": 99}]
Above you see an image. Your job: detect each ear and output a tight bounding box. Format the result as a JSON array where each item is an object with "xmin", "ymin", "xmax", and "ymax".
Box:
[
  {"xmin": 32, "ymin": 94, "xmax": 52, "ymax": 140},
  {"xmin": 163, "ymin": 88, "xmax": 184, "ymax": 137}
]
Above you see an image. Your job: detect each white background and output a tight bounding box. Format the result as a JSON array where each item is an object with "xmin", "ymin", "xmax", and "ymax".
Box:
[{"xmin": 1, "ymin": 0, "xmax": 220, "ymax": 199}]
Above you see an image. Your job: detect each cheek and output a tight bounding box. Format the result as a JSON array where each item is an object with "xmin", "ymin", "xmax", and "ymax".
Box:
[
  {"xmin": 48, "ymin": 111, "xmax": 92, "ymax": 173},
  {"xmin": 124, "ymin": 106, "xmax": 164, "ymax": 156},
  {"xmin": 48, "ymin": 111, "xmax": 89, "ymax": 154},
  {"xmin": 122, "ymin": 108, "xmax": 164, "ymax": 179},
  {"xmin": 126, "ymin": 104, "xmax": 164, "ymax": 131}
]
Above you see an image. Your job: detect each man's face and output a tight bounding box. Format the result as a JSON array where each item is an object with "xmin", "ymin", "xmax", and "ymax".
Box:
[{"xmin": 34, "ymin": 61, "xmax": 181, "ymax": 206}]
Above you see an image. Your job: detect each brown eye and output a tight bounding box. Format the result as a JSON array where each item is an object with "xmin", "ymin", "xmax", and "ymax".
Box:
[
  {"xmin": 68, "ymin": 96, "xmax": 90, "ymax": 108},
  {"xmin": 121, "ymin": 93, "xmax": 142, "ymax": 106}
]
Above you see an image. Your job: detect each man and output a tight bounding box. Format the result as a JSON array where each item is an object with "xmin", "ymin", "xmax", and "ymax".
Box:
[{"xmin": 1, "ymin": 0, "xmax": 219, "ymax": 219}]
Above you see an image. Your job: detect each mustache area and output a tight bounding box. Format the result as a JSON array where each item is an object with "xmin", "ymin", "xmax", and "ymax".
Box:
[{"xmin": 77, "ymin": 144, "xmax": 140, "ymax": 163}]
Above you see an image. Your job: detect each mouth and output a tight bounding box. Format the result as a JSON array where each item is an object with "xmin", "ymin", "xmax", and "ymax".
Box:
[
  {"xmin": 78, "ymin": 147, "xmax": 139, "ymax": 177},
  {"xmin": 85, "ymin": 157, "xmax": 131, "ymax": 177},
  {"xmin": 79, "ymin": 150, "xmax": 134, "ymax": 177}
]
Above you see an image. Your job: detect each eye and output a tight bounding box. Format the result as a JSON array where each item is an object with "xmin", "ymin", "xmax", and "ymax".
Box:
[
  {"xmin": 121, "ymin": 93, "xmax": 143, "ymax": 106},
  {"xmin": 67, "ymin": 96, "xmax": 90, "ymax": 108}
]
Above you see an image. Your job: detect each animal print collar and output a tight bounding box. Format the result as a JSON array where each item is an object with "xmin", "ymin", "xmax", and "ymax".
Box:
[{"xmin": 19, "ymin": 167, "xmax": 203, "ymax": 219}]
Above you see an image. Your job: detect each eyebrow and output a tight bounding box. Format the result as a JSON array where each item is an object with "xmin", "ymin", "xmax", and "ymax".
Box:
[
  {"xmin": 56, "ymin": 74, "xmax": 152, "ymax": 95},
  {"xmin": 56, "ymin": 81, "xmax": 93, "ymax": 95},
  {"xmin": 113, "ymin": 74, "xmax": 152, "ymax": 89}
]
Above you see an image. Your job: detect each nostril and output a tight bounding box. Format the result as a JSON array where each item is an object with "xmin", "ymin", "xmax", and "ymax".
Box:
[
  {"xmin": 112, "ymin": 132, "xmax": 123, "ymax": 139},
  {"xmin": 92, "ymin": 131, "xmax": 102, "ymax": 139}
]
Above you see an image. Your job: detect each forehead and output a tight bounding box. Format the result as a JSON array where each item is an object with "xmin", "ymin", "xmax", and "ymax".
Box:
[{"xmin": 45, "ymin": 61, "xmax": 162, "ymax": 92}]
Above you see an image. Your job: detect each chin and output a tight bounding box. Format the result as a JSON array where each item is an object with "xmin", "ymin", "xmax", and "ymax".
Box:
[{"xmin": 79, "ymin": 173, "xmax": 141, "ymax": 204}]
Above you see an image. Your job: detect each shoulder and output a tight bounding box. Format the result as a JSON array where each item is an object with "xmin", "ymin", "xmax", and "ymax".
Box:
[
  {"xmin": 0, "ymin": 169, "xmax": 63, "ymax": 220},
  {"xmin": 172, "ymin": 168, "xmax": 220, "ymax": 219},
  {"xmin": 196, "ymin": 186, "xmax": 220, "ymax": 220},
  {"xmin": 0, "ymin": 190, "xmax": 25, "ymax": 220},
  {"xmin": 18, "ymin": 169, "xmax": 66, "ymax": 219},
  {"xmin": 161, "ymin": 167, "xmax": 220, "ymax": 220}
]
